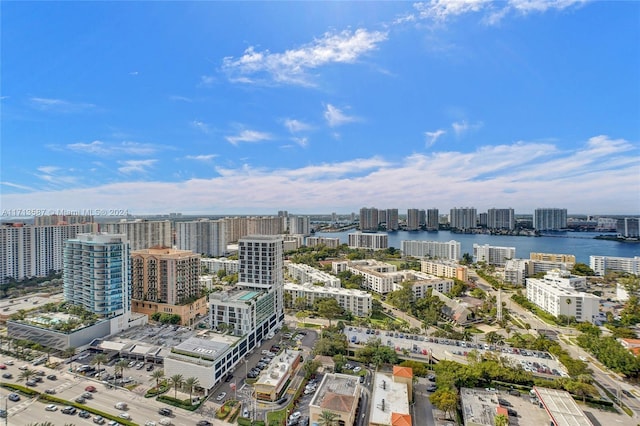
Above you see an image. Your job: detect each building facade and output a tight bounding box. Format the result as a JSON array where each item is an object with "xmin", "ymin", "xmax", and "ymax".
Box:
[
  {"xmin": 533, "ymin": 208, "xmax": 567, "ymax": 231},
  {"xmin": 426, "ymin": 208, "xmax": 439, "ymax": 231},
  {"xmin": 386, "ymin": 209, "xmax": 399, "ymax": 231},
  {"xmin": 348, "ymin": 232, "xmax": 388, "ymax": 250},
  {"xmin": 103, "ymin": 219, "xmax": 172, "ymax": 251},
  {"xmin": 284, "ymin": 283, "xmax": 372, "ymax": 317},
  {"xmin": 473, "ymin": 244, "xmax": 516, "ymax": 266},
  {"xmin": 286, "ymin": 262, "xmax": 341, "ymax": 287},
  {"xmin": 421, "ymin": 260, "xmax": 468, "ymax": 281},
  {"xmin": 305, "ymin": 236, "xmax": 341, "ymax": 248},
  {"xmin": 401, "ymin": 240, "xmax": 461, "ymax": 260},
  {"xmin": 1, "ymin": 222, "xmax": 97, "ymax": 283},
  {"xmin": 590, "ymin": 256, "xmax": 640, "ymax": 277},
  {"xmin": 487, "ymin": 208, "xmax": 515, "ymax": 230},
  {"xmin": 617, "ymin": 218, "xmax": 640, "ymax": 238},
  {"xmin": 526, "ymin": 271, "xmax": 599, "ymax": 323},
  {"xmin": 449, "ymin": 207, "xmax": 477, "ymax": 230},
  {"xmin": 359, "ymin": 207, "xmax": 379, "ymax": 231},
  {"xmin": 63, "ymin": 233, "xmax": 131, "ymax": 318},
  {"xmin": 176, "ymin": 219, "xmax": 227, "ymax": 257},
  {"xmin": 407, "ymin": 209, "xmax": 420, "ymax": 231}
]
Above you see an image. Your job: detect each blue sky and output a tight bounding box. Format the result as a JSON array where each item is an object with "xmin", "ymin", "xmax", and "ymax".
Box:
[{"xmin": 1, "ymin": 1, "xmax": 639, "ymax": 216}]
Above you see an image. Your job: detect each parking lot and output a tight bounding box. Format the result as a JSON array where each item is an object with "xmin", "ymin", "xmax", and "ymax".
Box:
[{"xmin": 344, "ymin": 327, "xmax": 566, "ymax": 377}]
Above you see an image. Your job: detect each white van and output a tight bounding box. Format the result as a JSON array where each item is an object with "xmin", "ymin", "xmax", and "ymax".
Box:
[{"xmin": 114, "ymin": 402, "xmax": 127, "ymax": 410}]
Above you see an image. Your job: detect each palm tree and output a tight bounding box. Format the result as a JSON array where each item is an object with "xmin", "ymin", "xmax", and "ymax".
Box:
[
  {"xmin": 91, "ymin": 353, "xmax": 108, "ymax": 375},
  {"xmin": 151, "ymin": 369, "xmax": 165, "ymax": 389},
  {"xmin": 184, "ymin": 376, "xmax": 200, "ymax": 402},
  {"xmin": 115, "ymin": 359, "xmax": 130, "ymax": 386},
  {"xmin": 494, "ymin": 413, "xmax": 508, "ymax": 426},
  {"xmin": 317, "ymin": 410, "xmax": 339, "ymax": 426},
  {"xmin": 169, "ymin": 374, "xmax": 184, "ymax": 399},
  {"xmin": 18, "ymin": 368, "xmax": 35, "ymax": 383},
  {"xmin": 565, "ymin": 298, "xmax": 572, "ymax": 326}
]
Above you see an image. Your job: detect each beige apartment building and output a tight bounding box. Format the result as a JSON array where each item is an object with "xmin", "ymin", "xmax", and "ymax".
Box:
[{"xmin": 131, "ymin": 247, "xmax": 206, "ymax": 325}]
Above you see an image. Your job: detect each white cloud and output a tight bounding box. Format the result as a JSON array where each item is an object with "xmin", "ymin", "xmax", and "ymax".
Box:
[
  {"xmin": 291, "ymin": 137, "xmax": 309, "ymax": 148},
  {"xmin": 191, "ymin": 120, "xmax": 210, "ymax": 134},
  {"xmin": 425, "ymin": 129, "xmax": 446, "ymax": 147},
  {"xmin": 30, "ymin": 97, "xmax": 95, "ymax": 112},
  {"xmin": 222, "ymin": 29, "xmax": 388, "ymax": 85},
  {"xmin": 283, "ymin": 118, "xmax": 312, "ymax": 133},
  {"xmin": 37, "ymin": 166, "xmax": 61, "ymax": 174},
  {"xmin": 225, "ymin": 130, "xmax": 272, "ymax": 145},
  {"xmin": 0, "ymin": 181, "xmax": 35, "ymax": 191},
  {"xmin": 324, "ymin": 104, "xmax": 358, "ymax": 128},
  {"xmin": 4, "ymin": 136, "xmax": 637, "ymax": 215},
  {"xmin": 185, "ymin": 154, "xmax": 218, "ymax": 162},
  {"xmin": 169, "ymin": 95, "xmax": 193, "ymax": 102},
  {"xmin": 412, "ymin": 0, "xmax": 586, "ymax": 25},
  {"xmin": 58, "ymin": 140, "xmax": 159, "ymax": 156},
  {"xmin": 118, "ymin": 159, "xmax": 157, "ymax": 174},
  {"xmin": 452, "ymin": 120, "xmax": 483, "ymax": 136},
  {"xmin": 199, "ymin": 75, "xmax": 216, "ymax": 87},
  {"xmin": 129, "ymin": 71, "xmax": 139, "ymax": 76}
]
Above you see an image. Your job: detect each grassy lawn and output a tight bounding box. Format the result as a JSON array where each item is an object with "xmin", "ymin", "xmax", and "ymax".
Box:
[{"xmin": 267, "ymin": 408, "xmax": 287, "ymax": 426}]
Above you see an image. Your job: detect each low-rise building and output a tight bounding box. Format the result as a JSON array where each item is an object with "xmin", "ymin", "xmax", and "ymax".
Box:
[
  {"xmin": 526, "ymin": 271, "xmax": 599, "ymax": 323},
  {"xmin": 254, "ymin": 350, "xmax": 302, "ymax": 401},
  {"xmin": 309, "ymin": 373, "xmax": 363, "ymax": 426},
  {"xmin": 369, "ymin": 367, "xmax": 413, "ymax": 426},
  {"xmin": 401, "ymin": 240, "xmax": 461, "ymax": 260},
  {"xmin": 590, "ymin": 255, "xmax": 640, "ymax": 277},
  {"xmin": 532, "ymin": 386, "xmax": 595, "ymax": 426},
  {"xmin": 420, "ymin": 260, "xmax": 468, "ymax": 281},
  {"xmin": 473, "ymin": 244, "xmax": 516, "ymax": 266},
  {"xmin": 284, "ymin": 283, "xmax": 372, "ymax": 317},
  {"xmin": 200, "ymin": 257, "xmax": 239, "ymax": 275},
  {"xmin": 286, "ymin": 262, "xmax": 341, "ymax": 288},
  {"xmin": 305, "ymin": 237, "xmax": 341, "ymax": 248}
]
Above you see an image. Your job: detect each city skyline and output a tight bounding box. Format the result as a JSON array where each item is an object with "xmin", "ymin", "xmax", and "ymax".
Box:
[{"xmin": 2, "ymin": 2, "xmax": 639, "ymax": 215}]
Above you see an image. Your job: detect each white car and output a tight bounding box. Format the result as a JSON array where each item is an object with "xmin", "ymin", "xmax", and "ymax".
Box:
[
  {"xmin": 159, "ymin": 418, "xmax": 172, "ymax": 426},
  {"xmin": 45, "ymin": 404, "xmax": 58, "ymax": 411},
  {"xmin": 118, "ymin": 412, "xmax": 131, "ymax": 420},
  {"xmin": 4, "ymin": 360, "xmax": 13, "ymax": 366},
  {"xmin": 144, "ymin": 422, "xmax": 156, "ymax": 426},
  {"xmin": 353, "ymin": 366, "xmax": 362, "ymax": 373},
  {"xmin": 289, "ymin": 411, "xmax": 301, "ymax": 421},
  {"xmin": 216, "ymin": 392, "xmax": 226, "ymax": 401}
]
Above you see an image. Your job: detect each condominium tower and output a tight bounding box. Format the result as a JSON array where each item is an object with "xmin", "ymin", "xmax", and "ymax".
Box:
[
  {"xmin": 534, "ymin": 208, "xmax": 567, "ymax": 231},
  {"xmin": 449, "ymin": 207, "xmax": 477, "ymax": 230},
  {"xmin": 103, "ymin": 219, "xmax": 172, "ymax": 251},
  {"xmin": 176, "ymin": 219, "xmax": 226, "ymax": 256},
  {"xmin": 63, "ymin": 233, "xmax": 131, "ymax": 317},
  {"xmin": 487, "ymin": 208, "xmax": 515, "ymax": 230}
]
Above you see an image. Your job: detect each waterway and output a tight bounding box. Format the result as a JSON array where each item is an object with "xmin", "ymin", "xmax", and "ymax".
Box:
[{"xmin": 315, "ymin": 230, "xmax": 640, "ymax": 264}]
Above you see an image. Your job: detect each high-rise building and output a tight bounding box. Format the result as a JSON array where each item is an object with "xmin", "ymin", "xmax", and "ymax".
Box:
[
  {"xmin": 131, "ymin": 248, "xmax": 201, "ymax": 305},
  {"xmin": 378, "ymin": 210, "xmax": 387, "ymax": 226},
  {"xmin": 407, "ymin": 209, "xmax": 420, "ymax": 231},
  {"xmin": 473, "ymin": 244, "xmax": 516, "ymax": 266},
  {"xmin": 348, "ymin": 232, "xmax": 388, "ymax": 250},
  {"xmin": 63, "ymin": 233, "xmax": 131, "ymax": 318},
  {"xmin": 103, "ymin": 219, "xmax": 172, "ymax": 251},
  {"xmin": 131, "ymin": 248, "xmax": 205, "ymax": 325},
  {"xmin": 247, "ymin": 216, "xmax": 284, "ymax": 236},
  {"xmin": 401, "ymin": 240, "xmax": 461, "ymax": 260},
  {"xmin": 288, "ymin": 215, "xmax": 310, "ymax": 236},
  {"xmin": 617, "ymin": 218, "xmax": 640, "ymax": 238},
  {"xmin": 534, "ymin": 208, "xmax": 567, "ymax": 231},
  {"xmin": 386, "ymin": 209, "xmax": 399, "ymax": 231},
  {"xmin": 34, "ymin": 214, "xmax": 94, "ymax": 226},
  {"xmin": 176, "ymin": 219, "xmax": 226, "ymax": 256},
  {"xmin": 449, "ymin": 207, "xmax": 477, "ymax": 230},
  {"xmin": 426, "ymin": 208, "xmax": 439, "ymax": 231},
  {"xmin": 1, "ymin": 222, "xmax": 97, "ymax": 284},
  {"xmin": 487, "ymin": 208, "xmax": 515, "ymax": 230},
  {"xmin": 359, "ymin": 207, "xmax": 379, "ymax": 231},
  {"xmin": 419, "ymin": 209, "xmax": 426, "ymax": 227}
]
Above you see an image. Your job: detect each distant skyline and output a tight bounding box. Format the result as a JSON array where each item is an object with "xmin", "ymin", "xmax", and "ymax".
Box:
[{"xmin": 1, "ymin": 1, "xmax": 639, "ymax": 215}]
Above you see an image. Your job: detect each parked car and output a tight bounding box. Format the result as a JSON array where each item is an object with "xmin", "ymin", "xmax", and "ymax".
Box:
[
  {"xmin": 93, "ymin": 416, "xmax": 106, "ymax": 424},
  {"xmin": 8, "ymin": 393, "xmax": 20, "ymax": 402},
  {"xmin": 79, "ymin": 410, "xmax": 91, "ymax": 418},
  {"xmin": 62, "ymin": 406, "xmax": 77, "ymax": 415},
  {"xmin": 82, "ymin": 392, "xmax": 93, "ymax": 399},
  {"xmin": 196, "ymin": 421, "xmax": 212, "ymax": 426},
  {"xmin": 45, "ymin": 404, "xmax": 58, "ymax": 411},
  {"xmin": 146, "ymin": 363, "xmax": 154, "ymax": 371},
  {"xmin": 1, "ymin": 373, "xmax": 12, "ymax": 379},
  {"xmin": 85, "ymin": 385, "xmax": 97, "ymax": 392},
  {"xmin": 47, "ymin": 374, "xmax": 57, "ymax": 380},
  {"xmin": 0, "ymin": 365, "xmax": 6, "ymax": 370},
  {"xmin": 26, "ymin": 379, "xmax": 37, "ymax": 386},
  {"xmin": 45, "ymin": 389, "xmax": 56, "ymax": 394},
  {"xmin": 75, "ymin": 396, "xmax": 86, "ymax": 404},
  {"xmin": 216, "ymin": 392, "xmax": 227, "ymax": 401}
]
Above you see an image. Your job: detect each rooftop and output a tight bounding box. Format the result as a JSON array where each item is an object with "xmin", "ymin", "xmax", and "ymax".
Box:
[
  {"xmin": 310, "ymin": 373, "xmax": 360, "ymax": 413},
  {"xmin": 534, "ymin": 386, "xmax": 594, "ymax": 426},
  {"xmin": 369, "ymin": 372, "xmax": 410, "ymax": 426}
]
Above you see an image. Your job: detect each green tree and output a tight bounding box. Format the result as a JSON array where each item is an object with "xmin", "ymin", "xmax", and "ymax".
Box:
[
  {"xmin": 302, "ymin": 360, "xmax": 321, "ymax": 379},
  {"xmin": 317, "ymin": 410, "xmax": 339, "ymax": 426},
  {"xmin": 356, "ymin": 338, "xmax": 398, "ymax": 370},
  {"xmin": 294, "ymin": 297, "xmax": 308, "ymax": 311},
  {"xmin": 184, "ymin": 376, "xmax": 200, "ymax": 402},
  {"xmin": 169, "ymin": 374, "xmax": 184, "ymax": 399},
  {"xmin": 430, "ymin": 388, "xmax": 458, "ymax": 419},
  {"xmin": 152, "ymin": 369, "xmax": 165, "ymax": 388},
  {"xmin": 571, "ymin": 263, "xmax": 595, "ymax": 276},
  {"xmin": 18, "ymin": 368, "xmax": 36, "ymax": 383},
  {"xmin": 494, "ymin": 413, "xmax": 508, "ymax": 426},
  {"xmin": 315, "ymin": 298, "xmax": 343, "ymax": 327},
  {"xmin": 91, "ymin": 353, "xmax": 108, "ymax": 375},
  {"xmin": 115, "ymin": 359, "xmax": 130, "ymax": 386}
]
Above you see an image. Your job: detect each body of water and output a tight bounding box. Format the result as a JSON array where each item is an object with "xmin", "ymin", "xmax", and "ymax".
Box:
[{"xmin": 316, "ymin": 230, "xmax": 640, "ymax": 264}]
